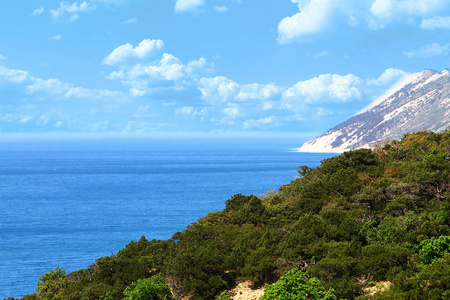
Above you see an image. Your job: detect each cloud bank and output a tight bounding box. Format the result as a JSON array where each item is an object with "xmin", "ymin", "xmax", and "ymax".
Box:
[
  {"xmin": 278, "ymin": 0, "xmax": 450, "ymax": 43},
  {"xmin": 0, "ymin": 35, "xmax": 415, "ymax": 133}
]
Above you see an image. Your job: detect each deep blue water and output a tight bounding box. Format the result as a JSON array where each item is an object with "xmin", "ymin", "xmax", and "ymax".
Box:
[{"xmin": 0, "ymin": 137, "xmax": 335, "ymax": 299}]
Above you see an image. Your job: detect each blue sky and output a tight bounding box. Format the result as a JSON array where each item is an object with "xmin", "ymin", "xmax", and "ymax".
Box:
[{"xmin": 0, "ymin": 0, "xmax": 449, "ymax": 138}]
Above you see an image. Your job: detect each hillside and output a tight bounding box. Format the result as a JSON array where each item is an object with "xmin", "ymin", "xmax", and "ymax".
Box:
[
  {"xmin": 300, "ymin": 69, "xmax": 450, "ymax": 153},
  {"xmin": 11, "ymin": 130, "xmax": 450, "ymax": 300}
]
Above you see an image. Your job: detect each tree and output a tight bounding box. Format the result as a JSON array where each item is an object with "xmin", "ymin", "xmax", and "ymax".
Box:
[
  {"xmin": 35, "ymin": 266, "xmax": 71, "ymax": 300},
  {"xmin": 123, "ymin": 275, "xmax": 174, "ymax": 300},
  {"xmin": 261, "ymin": 268, "xmax": 336, "ymax": 300}
]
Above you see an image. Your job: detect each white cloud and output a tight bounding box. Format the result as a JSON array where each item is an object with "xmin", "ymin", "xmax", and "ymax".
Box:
[
  {"xmin": 403, "ymin": 43, "xmax": 449, "ymax": 58},
  {"xmin": 0, "ymin": 65, "xmax": 141, "ymax": 132},
  {"xmin": 175, "ymin": 106, "xmax": 195, "ymax": 115},
  {"xmin": 174, "ymin": 1, "xmax": 234, "ymax": 14},
  {"xmin": 19, "ymin": 116, "xmax": 33, "ymax": 123},
  {"xmin": 262, "ymin": 101, "xmax": 276, "ymax": 111},
  {"xmin": 215, "ymin": 6, "xmax": 228, "ymax": 13},
  {"xmin": 195, "ymin": 72, "xmax": 370, "ymax": 127},
  {"xmin": 26, "ymin": 78, "xmax": 70, "ymax": 95},
  {"xmin": 421, "ymin": 16, "xmax": 450, "ymax": 29},
  {"xmin": 132, "ymin": 105, "xmax": 154, "ymax": 118},
  {"xmin": 50, "ymin": 1, "xmax": 96, "ymax": 22},
  {"xmin": 186, "ymin": 57, "xmax": 211, "ymax": 78},
  {"xmin": 316, "ymin": 108, "xmax": 333, "ymax": 117},
  {"xmin": 222, "ymin": 103, "xmax": 240, "ymax": 118},
  {"xmin": 32, "ymin": 7, "xmax": 44, "ymax": 16},
  {"xmin": 0, "ymin": 63, "xmax": 263, "ymax": 133},
  {"xmin": 103, "ymin": 39, "xmax": 164, "ymax": 66},
  {"xmin": 195, "ymin": 72, "xmax": 368, "ymax": 127},
  {"xmin": 175, "ymin": 0, "xmax": 205, "ymax": 12},
  {"xmin": 26, "ymin": 77, "xmax": 123, "ymax": 99},
  {"xmin": 278, "ymin": 0, "xmax": 335, "ymax": 43},
  {"xmin": 369, "ymin": 0, "xmax": 448, "ymax": 28},
  {"xmin": 0, "ymin": 66, "xmax": 30, "ymax": 83},
  {"xmin": 129, "ymin": 88, "xmax": 146, "ymax": 97},
  {"xmin": 198, "ymin": 76, "xmax": 240, "ymax": 103},
  {"xmin": 370, "ymin": 0, "xmax": 395, "ymax": 20},
  {"xmin": 195, "ymin": 77, "xmax": 284, "ymax": 126},
  {"xmin": 175, "ymin": 106, "xmax": 206, "ymax": 117},
  {"xmin": 106, "ymin": 51, "xmax": 212, "ymax": 93},
  {"xmin": 0, "ymin": 55, "xmax": 6, "ymax": 60},
  {"xmin": 199, "ymin": 77, "xmax": 283, "ymax": 103},
  {"xmin": 51, "ymin": 35, "xmax": 63, "ymax": 40},
  {"xmin": 235, "ymin": 83, "xmax": 282, "ymax": 101},
  {"xmin": 371, "ymin": 0, "xmax": 446, "ymax": 18},
  {"xmin": 278, "ymin": 0, "xmax": 450, "ymax": 41},
  {"xmin": 122, "ymin": 18, "xmax": 138, "ymax": 24},
  {"xmin": 141, "ymin": 53, "xmax": 185, "ymax": 81},
  {"xmin": 65, "ymin": 87, "xmax": 123, "ymax": 99},
  {"xmin": 367, "ymin": 68, "xmax": 407, "ymax": 85},
  {"xmin": 243, "ymin": 117, "xmax": 274, "ymax": 129},
  {"xmin": 283, "ymin": 74, "xmax": 362, "ymax": 104},
  {"xmin": 314, "ymin": 51, "xmax": 329, "ymax": 59}
]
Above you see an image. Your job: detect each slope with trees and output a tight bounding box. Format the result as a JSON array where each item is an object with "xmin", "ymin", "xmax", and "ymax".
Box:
[{"xmin": 8, "ymin": 130, "xmax": 450, "ymax": 300}]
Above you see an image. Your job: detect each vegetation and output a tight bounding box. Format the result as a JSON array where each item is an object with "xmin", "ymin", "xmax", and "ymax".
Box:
[
  {"xmin": 123, "ymin": 275, "xmax": 174, "ymax": 300},
  {"xmin": 8, "ymin": 130, "xmax": 450, "ymax": 299},
  {"xmin": 261, "ymin": 268, "xmax": 336, "ymax": 300}
]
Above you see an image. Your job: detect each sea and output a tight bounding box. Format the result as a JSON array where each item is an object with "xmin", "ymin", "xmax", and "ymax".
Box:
[{"xmin": 0, "ymin": 136, "xmax": 335, "ymax": 299}]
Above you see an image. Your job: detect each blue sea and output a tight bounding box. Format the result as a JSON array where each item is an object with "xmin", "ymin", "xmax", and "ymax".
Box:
[{"xmin": 0, "ymin": 136, "xmax": 335, "ymax": 299}]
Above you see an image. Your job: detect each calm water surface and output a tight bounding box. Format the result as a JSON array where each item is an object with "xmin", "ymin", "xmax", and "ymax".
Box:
[{"xmin": 0, "ymin": 137, "xmax": 335, "ymax": 298}]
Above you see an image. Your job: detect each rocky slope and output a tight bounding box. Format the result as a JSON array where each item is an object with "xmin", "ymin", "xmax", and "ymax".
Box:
[{"xmin": 300, "ymin": 69, "xmax": 450, "ymax": 153}]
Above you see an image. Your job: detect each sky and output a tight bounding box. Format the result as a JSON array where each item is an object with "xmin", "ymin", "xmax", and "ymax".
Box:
[{"xmin": 0, "ymin": 0, "xmax": 449, "ymax": 138}]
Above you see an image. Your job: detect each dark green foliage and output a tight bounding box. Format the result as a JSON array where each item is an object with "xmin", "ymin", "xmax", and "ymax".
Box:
[
  {"xmin": 230, "ymin": 195, "xmax": 267, "ymax": 225},
  {"xmin": 224, "ymin": 194, "xmax": 252, "ymax": 212},
  {"xmin": 241, "ymin": 246, "xmax": 277, "ymax": 286},
  {"xmin": 308, "ymin": 241, "xmax": 361, "ymax": 299},
  {"xmin": 359, "ymin": 245, "xmax": 412, "ymax": 280},
  {"xmin": 319, "ymin": 149, "xmax": 381, "ymax": 176},
  {"xmin": 16, "ymin": 130, "xmax": 450, "ymax": 300},
  {"xmin": 384, "ymin": 196, "xmax": 414, "ymax": 216},
  {"xmin": 279, "ymin": 214, "xmax": 326, "ymax": 261}
]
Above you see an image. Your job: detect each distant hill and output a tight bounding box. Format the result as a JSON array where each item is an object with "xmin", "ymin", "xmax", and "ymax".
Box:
[{"xmin": 300, "ymin": 69, "xmax": 450, "ymax": 153}]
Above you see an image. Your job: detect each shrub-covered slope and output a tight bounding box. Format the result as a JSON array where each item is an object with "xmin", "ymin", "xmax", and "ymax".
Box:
[{"xmin": 13, "ymin": 130, "xmax": 450, "ymax": 300}]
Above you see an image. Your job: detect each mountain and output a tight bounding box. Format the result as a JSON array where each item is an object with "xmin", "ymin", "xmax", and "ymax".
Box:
[{"xmin": 300, "ymin": 69, "xmax": 450, "ymax": 153}]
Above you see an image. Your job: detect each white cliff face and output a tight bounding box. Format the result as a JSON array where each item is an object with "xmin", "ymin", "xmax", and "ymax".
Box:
[{"xmin": 300, "ymin": 69, "xmax": 450, "ymax": 153}]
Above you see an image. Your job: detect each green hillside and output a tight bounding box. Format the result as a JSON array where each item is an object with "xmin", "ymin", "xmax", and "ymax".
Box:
[{"xmin": 11, "ymin": 130, "xmax": 450, "ymax": 300}]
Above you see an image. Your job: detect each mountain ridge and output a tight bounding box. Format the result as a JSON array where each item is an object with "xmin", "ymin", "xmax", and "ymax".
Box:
[{"xmin": 300, "ymin": 69, "xmax": 450, "ymax": 153}]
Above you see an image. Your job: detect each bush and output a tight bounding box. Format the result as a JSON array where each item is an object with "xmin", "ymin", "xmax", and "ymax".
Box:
[
  {"xmin": 261, "ymin": 268, "xmax": 336, "ymax": 300},
  {"xmin": 419, "ymin": 236, "xmax": 450, "ymax": 265},
  {"xmin": 123, "ymin": 275, "xmax": 174, "ymax": 300}
]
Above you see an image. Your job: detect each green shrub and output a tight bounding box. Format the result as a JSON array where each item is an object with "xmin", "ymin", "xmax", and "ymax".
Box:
[
  {"xmin": 419, "ymin": 236, "xmax": 450, "ymax": 265},
  {"xmin": 123, "ymin": 275, "xmax": 174, "ymax": 300},
  {"xmin": 261, "ymin": 268, "xmax": 336, "ymax": 300}
]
